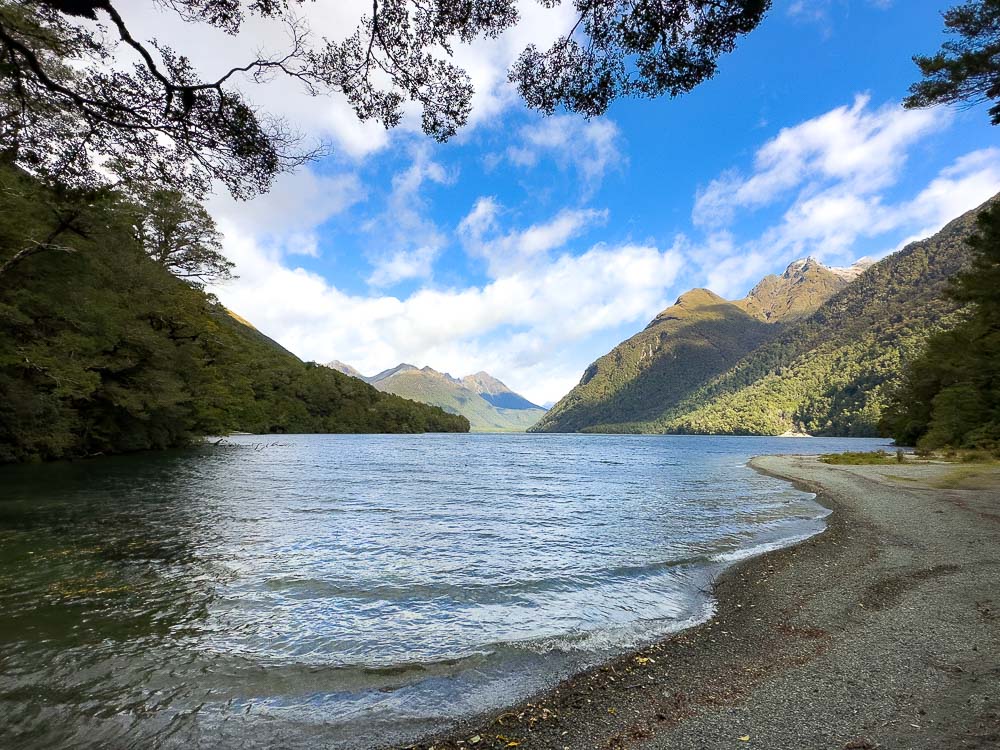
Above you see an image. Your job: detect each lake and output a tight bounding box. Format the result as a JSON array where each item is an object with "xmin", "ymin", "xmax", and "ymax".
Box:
[{"xmin": 0, "ymin": 433, "xmax": 891, "ymax": 748}]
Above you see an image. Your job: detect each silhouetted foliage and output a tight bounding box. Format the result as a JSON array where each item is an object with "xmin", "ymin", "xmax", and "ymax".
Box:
[
  {"xmin": 905, "ymin": 0, "xmax": 1000, "ymax": 124},
  {"xmin": 510, "ymin": 0, "xmax": 770, "ymax": 117},
  {"xmin": 1, "ymin": 1, "xmax": 770, "ymax": 196}
]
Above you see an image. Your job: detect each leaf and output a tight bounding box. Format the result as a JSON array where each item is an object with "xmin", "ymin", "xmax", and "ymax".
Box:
[{"xmin": 738, "ymin": 736, "xmax": 751, "ymax": 742}]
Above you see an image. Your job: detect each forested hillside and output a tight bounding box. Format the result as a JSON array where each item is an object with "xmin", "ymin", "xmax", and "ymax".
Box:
[
  {"xmin": 0, "ymin": 168, "xmax": 468, "ymax": 463},
  {"xmin": 646, "ymin": 203, "xmax": 981, "ymax": 436},
  {"xmin": 535, "ymin": 199, "xmax": 990, "ymax": 436},
  {"xmin": 533, "ymin": 289, "xmax": 774, "ymax": 432},
  {"xmin": 882, "ymin": 204, "xmax": 1000, "ymax": 450},
  {"xmin": 622, "ymin": 204, "xmax": 982, "ymax": 435}
]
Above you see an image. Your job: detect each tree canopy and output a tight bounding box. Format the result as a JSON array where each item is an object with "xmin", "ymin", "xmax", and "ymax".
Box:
[
  {"xmin": 1, "ymin": 1, "xmax": 772, "ymax": 197},
  {"xmin": 133, "ymin": 189, "xmax": 234, "ymax": 287},
  {"xmin": 882, "ymin": 203, "xmax": 1000, "ymax": 451},
  {"xmin": 904, "ymin": 0, "xmax": 1000, "ymax": 124}
]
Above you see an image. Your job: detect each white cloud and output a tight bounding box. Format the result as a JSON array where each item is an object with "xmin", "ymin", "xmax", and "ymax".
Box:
[
  {"xmin": 693, "ymin": 95, "xmax": 945, "ymax": 227},
  {"xmin": 459, "ymin": 199, "xmax": 608, "ymax": 277},
  {"xmin": 503, "ymin": 115, "xmax": 624, "ymax": 193},
  {"xmin": 787, "ymin": 0, "xmax": 893, "ymax": 26},
  {"xmin": 364, "ymin": 145, "xmax": 454, "ymax": 287},
  {"xmin": 366, "ymin": 246, "xmax": 439, "ymax": 288},
  {"xmin": 205, "ymin": 168, "xmax": 364, "ymax": 268},
  {"xmin": 209, "ymin": 169, "xmax": 364, "ymax": 237},
  {"xmin": 687, "ymin": 140, "xmax": 1000, "ymax": 299}
]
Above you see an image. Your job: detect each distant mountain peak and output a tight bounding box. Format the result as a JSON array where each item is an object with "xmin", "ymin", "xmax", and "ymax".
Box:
[
  {"xmin": 736, "ymin": 258, "xmax": 849, "ymax": 323},
  {"xmin": 462, "ymin": 371, "xmax": 544, "ymax": 411},
  {"xmin": 829, "ymin": 257, "xmax": 874, "ymax": 281},
  {"xmin": 370, "ymin": 363, "xmax": 418, "ymax": 383},
  {"xmin": 783, "ymin": 256, "xmax": 821, "ymax": 275},
  {"xmin": 676, "ymin": 287, "xmax": 726, "ymax": 306},
  {"xmin": 324, "ymin": 361, "xmax": 546, "ymax": 429},
  {"xmin": 326, "ymin": 360, "xmax": 368, "ymax": 380},
  {"xmin": 645, "ymin": 288, "xmax": 733, "ymax": 330}
]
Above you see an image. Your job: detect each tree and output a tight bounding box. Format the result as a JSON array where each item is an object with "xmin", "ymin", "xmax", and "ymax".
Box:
[
  {"xmin": 904, "ymin": 0, "xmax": 1000, "ymax": 124},
  {"xmin": 1, "ymin": 1, "xmax": 771, "ymax": 198},
  {"xmin": 881, "ymin": 203, "xmax": 1000, "ymax": 450},
  {"xmin": 133, "ymin": 189, "xmax": 234, "ymax": 287}
]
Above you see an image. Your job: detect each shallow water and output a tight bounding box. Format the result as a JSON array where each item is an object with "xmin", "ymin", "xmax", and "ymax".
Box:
[{"xmin": 0, "ymin": 433, "xmax": 891, "ymax": 748}]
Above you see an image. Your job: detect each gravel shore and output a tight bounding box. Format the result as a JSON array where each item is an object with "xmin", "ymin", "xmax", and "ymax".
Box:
[{"xmin": 398, "ymin": 456, "xmax": 1000, "ymax": 750}]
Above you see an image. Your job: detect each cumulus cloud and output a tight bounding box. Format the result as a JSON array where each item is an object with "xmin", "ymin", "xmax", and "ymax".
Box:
[
  {"xmin": 687, "ymin": 128, "xmax": 1000, "ymax": 299},
  {"xmin": 365, "ymin": 146, "xmax": 454, "ymax": 287},
  {"xmin": 206, "ymin": 168, "xmax": 365, "ymax": 267}
]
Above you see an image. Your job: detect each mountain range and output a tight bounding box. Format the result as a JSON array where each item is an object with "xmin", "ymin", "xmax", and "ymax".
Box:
[
  {"xmin": 326, "ymin": 362, "xmax": 547, "ymax": 432},
  {"xmin": 532, "ymin": 202, "xmax": 984, "ymax": 436}
]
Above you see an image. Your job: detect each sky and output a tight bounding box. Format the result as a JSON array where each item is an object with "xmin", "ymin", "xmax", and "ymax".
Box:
[{"xmin": 118, "ymin": 0, "xmax": 1000, "ymax": 406}]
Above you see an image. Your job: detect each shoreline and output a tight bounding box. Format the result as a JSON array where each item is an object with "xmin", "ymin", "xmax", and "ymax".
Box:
[{"xmin": 395, "ymin": 455, "xmax": 1000, "ymax": 750}]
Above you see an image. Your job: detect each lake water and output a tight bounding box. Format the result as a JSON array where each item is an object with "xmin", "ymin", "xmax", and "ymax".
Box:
[{"xmin": 0, "ymin": 433, "xmax": 891, "ymax": 748}]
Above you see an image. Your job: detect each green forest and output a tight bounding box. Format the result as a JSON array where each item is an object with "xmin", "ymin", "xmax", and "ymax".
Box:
[
  {"xmin": 534, "ymin": 199, "xmax": 991, "ymax": 440},
  {"xmin": 881, "ymin": 205, "xmax": 1000, "ymax": 451},
  {"xmin": 649, "ymin": 204, "xmax": 981, "ymax": 438},
  {"xmin": 0, "ymin": 167, "xmax": 468, "ymax": 464}
]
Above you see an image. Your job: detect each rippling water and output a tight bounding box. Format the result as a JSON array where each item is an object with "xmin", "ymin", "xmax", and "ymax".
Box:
[{"xmin": 0, "ymin": 433, "xmax": 890, "ymax": 748}]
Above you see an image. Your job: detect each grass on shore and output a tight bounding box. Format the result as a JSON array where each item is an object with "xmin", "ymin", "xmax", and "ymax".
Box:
[
  {"xmin": 821, "ymin": 448, "xmax": 1000, "ymax": 466},
  {"xmin": 932, "ymin": 464, "xmax": 1000, "ymax": 490},
  {"xmin": 821, "ymin": 450, "xmax": 905, "ymax": 465}
]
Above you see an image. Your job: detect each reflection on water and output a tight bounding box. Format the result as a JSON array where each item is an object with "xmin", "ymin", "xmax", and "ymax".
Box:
[{"xmin": 0, "ymin": 433, "xmax": 891, "ymax": 748}]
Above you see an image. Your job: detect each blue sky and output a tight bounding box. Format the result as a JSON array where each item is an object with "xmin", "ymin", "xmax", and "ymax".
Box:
[{"xmin": 124, "ymin": 0, "xmax": 1000, "ymax": 405}]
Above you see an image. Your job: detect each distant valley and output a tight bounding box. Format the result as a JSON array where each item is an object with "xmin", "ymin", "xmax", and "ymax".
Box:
[{"xmin": 327, "ymin": 362, "xmax": 547, "ymax": 432}]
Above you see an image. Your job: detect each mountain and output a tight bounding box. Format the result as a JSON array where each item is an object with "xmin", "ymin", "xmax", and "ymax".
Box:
[
  {"xmin": 532, "ymin": 200, "xmax": 986, "ymax": 436},
  {"xmin": 653, "ymin": 207, "xmax": 979, "ymax": 437},
  {"xmin": 461, "ymin": 371, "xmax": 545, "ymax": 410},
  {"xmin": 326, "ymin": 359, "xmax": 368, "ymax": 381},
  {"xmin": 533, "ymin": 289, "xmax": 774, "ymax": 432},
  {"xmin": 328, "ymin": 363, "xmax": 547, "ymax": 432},
  {"xmin": 735, "ymin": 257, "xmax": 871, "ymax": 323}
]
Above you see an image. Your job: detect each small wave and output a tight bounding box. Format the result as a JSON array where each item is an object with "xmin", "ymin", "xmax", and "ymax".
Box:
[
  {"xmin": 263, "ymin": 554, "xmax": 715, "ymax": 604},
  {"xmin": 710, "ymin": 529, "xmax": 823, "ymax": 564}
]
